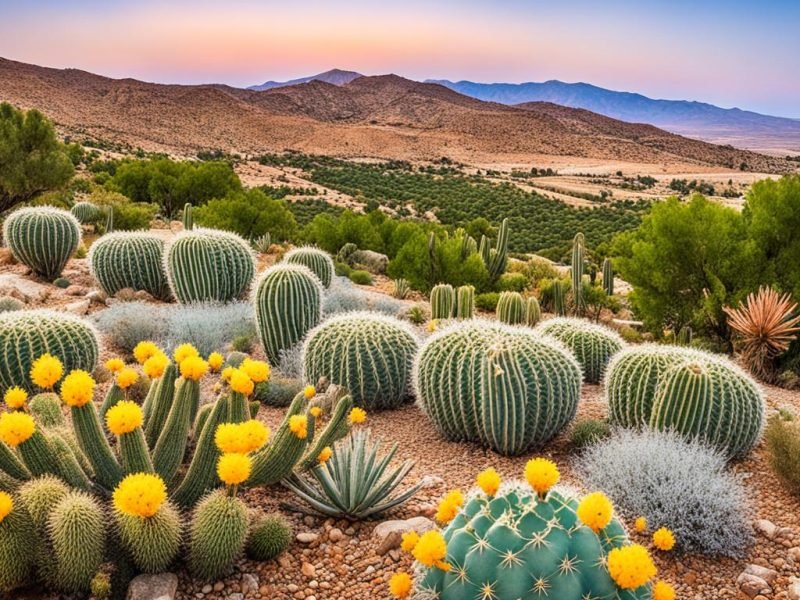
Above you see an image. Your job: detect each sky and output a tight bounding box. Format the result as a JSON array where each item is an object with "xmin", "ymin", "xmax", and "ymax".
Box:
[{"xmin": 1, "ymin": 0, "xmax": 798, "ymax": 117}]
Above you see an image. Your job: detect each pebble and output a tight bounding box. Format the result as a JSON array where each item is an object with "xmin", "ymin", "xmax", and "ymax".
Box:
[{"xmin": 297, "ymin": 532, "xmax": 320, "ymax": 544}]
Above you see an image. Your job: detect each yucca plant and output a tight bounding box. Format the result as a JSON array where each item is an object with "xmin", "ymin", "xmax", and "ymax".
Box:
[
  {"xmin": 283, "ymin": 428, "xmax": 424, "ymax": 519},
  {"xmin": 724, "ymin": 286, "xmax": 800, "ymax": 381}
]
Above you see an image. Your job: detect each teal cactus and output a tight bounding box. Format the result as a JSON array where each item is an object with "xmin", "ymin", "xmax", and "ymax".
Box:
[
  {"xmin": 0, "ymin": 309, "xmax": 99, "ymax": 392},
  {"xmin": 0, "ymin": 440, "xmax": 30, "ymax": 481},
  {"xmin": 182, "ymin": 202, "xmax": 194, "ymax": 231},
  {"xmin": 526, "ymin": 297, "xmax": 542, "ymax": 326},
  {"xmin": 2, "ymin": 206, "xmax": 81, "ymax": 280},
  {"xmin": 676, "ymin": 325, "xmax": 693, "ymax": 346},
  {"xmin": 246, "ymin": 513, "xmax": 292, "ymax": 561},
  {"xmin": 0, "ymin": 493, "xmax": 36, "ymax": 593},
  {"xmin": 454, "ymin": 285, "xmax": 474, "ymax": 319},
  {"xmin": 571, "ymin": 232, "xmax": 585, "ymax": 313},
  {"xmin": 165, "ymin": 228, "xmax": 255, "ymax": 304},
  {"xmin": 284, "ymin": 246, "xmax": 335, "ymax": 288},
  {"xmin": 71, "ymin": 399, "xmax": 124, "ymax": 489},
  {"xmin": 430, "ymin": 284, "xmax": 455, "ymax": 320},
  {"xmin": 536, "ymin": 317, "xmax": 626, "ymax": 384},
  {"xmin": 253, "ymin": 263, "xmax": 323, "ymax": 365},
  {"xmin": 479, "ymin": 218, "xmax": 509, "ymax": 284},
  {"xmin": 302, "ymin": 312, "xmax": 419, "ymax": 409},
  {"xmin": 415, "ymin": 480, "xmax": 652, "ymax": 600},
  {"xmin": 105, "ymin": 205, "xmax": 114, "ymax": 233},
  {"xmin": 189, "ymin": 490, "xmax": 249, "ymax": 581},
  {"xmin": 496, "ymin": 291, "xmax": 525, "ymax": 325},
  {"xmin": 602, "ymin": 258, "xmax": 614, "ymax": 296},
  {"xmin": 413, "ymin": 320, "xmax": 582, "ymax": 455},
  {"xmin": 70, "ymin": 201, "xmax": 102, "ymax": 224},
  {"xmin": 88, "ymin": 232, "xmax": 170, "ymax": 300}
]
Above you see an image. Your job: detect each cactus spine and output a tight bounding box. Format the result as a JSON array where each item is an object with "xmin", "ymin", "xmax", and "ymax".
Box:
[
  {"xmin": 253, "ymin": 264, "xmax": 323, "ymax": 365},
  {"xmin": 571, "ymin": 232, "xmax": 585, "ymax": 313},
  {"xmin": 165, "ymin": 228, "xmax": 255, "ymax": 303},
  {"xmin": 284, "ymin": 246, "xmax": 334, "ymax": 288},
  {"xmin": 0, "ymin": 496, "xmax": 36, "ymax": 592},
  {"xmin": 2, "ymin": 207, "xmax": 81, "ymax": 280},
  {"xmin": 246, "ymin": 513, "xmax": 292, "ymax": 561},
  {"xmin": 525, "ymin": 296, "xmax": 541, "ymax": 326},
  {"xmin": 144, "ymin": 362, "xmax": 177, "ymax": 448},
  {"xmin": 302, "ymin": 312, "xmax": 419, "ymax": 409},
  {"xmin": 454, "ymin": 285, "xmax": 475, "ymax": 319},
  {"xmin": 496, "ymin": 291, "xmax": 525, "ymax": 325},
  {"xmin": 29, "ymin": 393, "xmax": 66, "ymax": 428},
  {"xmin": 0, "ymin": 441, "xmax": 29, "ymax": 481},
  {"xmin": 430, "ymin": 283, "xmax": 455, "ymax": 320},
  {"xmin": 88, "ymin": 232, "xmax": 170, "ymax": 300},
  {"xmin": 182, "ymin": 202, "xmax": 194, "ymax": 230},
  {"xmin": 117, "ymin": 427, "xmax": 154, "ymax": 475},
  {"xmin": 602, "ymin": 257, "xmax": 614, "ymax": 296},
  {"xmin": 413, "ymin": 320, "xmax": 582, "ymax": 455},
  {"xmin": 189, "ymin": 490, "xmax": 249, "ymax": 581},
  {"xmin": 0, "ymin": 310, "xmax": 99, "ymax": 392}
]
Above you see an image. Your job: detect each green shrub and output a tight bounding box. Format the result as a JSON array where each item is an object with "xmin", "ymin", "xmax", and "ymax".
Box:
[
  {"xmin": 496, "ymin": 272, "xmax": 528, "ymax": 292},
  {"xmin": 90, "ymin": 189, "xmax": 158, "ymax": 231},
  {"xmin": 475, "ymin": 292, "xmax": 499, "ymax": 311},
  {"xmin": 765, "ymin": 414, "xmax": 800, "ymax": 495},
  {"xmin": 334, "ymin": 261, "xmax": 352, "ymax": 277},
  {"xmin": 194, "ymin": 189, "xmax": 298, "ymax": 241},
  {"xmin": 348, "ymin": 270, "xmax": 373, "ymax": 285},
  {"xmin": 231, "ymin": 334, "xmax": 254, "ymax": 353},
  {"xmin": 570, "ymin": 418, "xmax": 611, "ymax": 449}
]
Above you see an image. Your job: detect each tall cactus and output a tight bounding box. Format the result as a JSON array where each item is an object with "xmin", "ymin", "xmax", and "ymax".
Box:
[
  {"xmin": 283, "ymin": 246, "xmax": 335, "ymax": 288},
  {"xmin": 525, "ymin": 296, "xmax": 542, "ymax": 326},
  {"xmin": 165, "ymin": 228, "xmax": 255, "ymax": 303},
  {"xmin": 430, "ymin": 284, "xmax": 455, "ymax": 320},
  {"xmin": 253, "ymin": 264, "xmax": 323, "ymax": 365},
  {"xmin": 496, "ymin": 291, "xmax": 525, "ymax": 325},
  {"xmin": 479, "ymin": 218, "xmax": 509, "ymax": 284},
  {"xmin": 602, "ymin": 258, "xmax": 614, "ymax": 296},
  {"xmin": 182, "ymin": 203, "xmax": 194, "ymax": 231},
  {"xmin": 152, "ymin": 376, "xmax": 201, "ymax": 484},
  {"xmin": 105, "ymin": 205, "xmax": 114, "ymax": 233},
  {"xmin": 413, "ymin": 320, "xmax": 582, "ymax": 455},
  {"xmin": 2, "ymin": 207, "xmax": 81, "ymax": 280},
  {"xmin": 303, "ymin": 312, "xmax": 419, "ymax": 409},
  {"xmin": 571, "ymin": 232, "xmax": 585, "ymax": 313},
  {"xmin": 553, "ymin": 279, "xmax": 567, "ymax": 316},
  {"xmin": 536, "ymin": 317, "xmax": 626, "ymax": 384},
  {"xmin": 454, "ymin": 285, "xmax": 474, "ymax": 319},
  {"xmin": 0, "ymin": 310, "xmax": 99, "ymax": 392},
  {"xmin": 88, "ymin": 232, "xmax": 171, "ymax": 300}
]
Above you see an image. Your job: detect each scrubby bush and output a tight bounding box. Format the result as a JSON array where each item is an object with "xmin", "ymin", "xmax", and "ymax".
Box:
[
  {"xmin": 194, "ymin": 189, "xmax": 298, "ymax": 241},
  {"xmin": 569, "ymin": 418, "xmax": 611, "ymax": 449},
  {"xmin": 765, "ymin": 413, "xmax": 800, "ymax": 495},
  {"xmin": 348, "ymin": 270, "xmax": 373, "ymax": 285},
  {"xmin": 93, "ymin": 302, "xmax": 167, "ymax": 353},
  {"xmin": 496, "ymin": 272, "xmax": 528, "ymax": 292},
  {"xmin": 578, "ymin": 429, "xmax": 753, "ymax": 557},
  {"xmin": 90, "ymin": 189, "xmax": 157, "ymax": 231},
  {"xmin": 474, "ymin": 292, "xmax": 499, "ymax": 312}
]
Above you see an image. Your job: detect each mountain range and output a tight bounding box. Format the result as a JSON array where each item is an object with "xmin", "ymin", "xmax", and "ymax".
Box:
[{"xmin": 248, "ymin": 69, "xmax": 362, "ymax": 91}]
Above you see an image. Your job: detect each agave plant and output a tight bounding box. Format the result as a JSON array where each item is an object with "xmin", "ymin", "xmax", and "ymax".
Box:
[
  {"xmin": 724, "ymin": 286, "xmax": 800, "ymax": 381},
  {"xmin": 252, "ymin": 233, "xmax": 271, "ymax": 254},
  {"xmin": 283, "ymin": 428, "xmax": 425, "ymax": 519}
]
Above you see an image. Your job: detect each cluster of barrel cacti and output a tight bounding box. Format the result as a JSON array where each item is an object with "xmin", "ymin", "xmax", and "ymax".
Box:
[
  {"xmin": 429, "ymin": 283, "xmax": 475, "ymax": 320},
  {"xmin": 496, "ymin": 292, "xmax": 542, "ymax": 326},
  {"xmin": 605, "ymin": 344, "xmax": 765, "ymax": 458},
  {"xmin": 88, "ymin": 232, "xmax": 171, "ymax": 300},
  {"xmin": 283, "ymin": 246, "xmax": 335, "ymax": 288}
]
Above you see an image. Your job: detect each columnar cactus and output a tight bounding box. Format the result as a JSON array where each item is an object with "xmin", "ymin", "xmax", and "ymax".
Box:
[
  {"xmin": 571, "ymin": 232, "xmax": 585, "ymax": 312},
  {"xmin": 525, "ymin": 296, "xmax": 541, "ymax": 326},
  {"xmin": 283, "ymin": 246, "xmax": 335, "ymax": 288},
  {"xmin": 165, "ymin": 228, "xmax": 255, "ymax": 303},
  {"xmin": 0, "ymin": 492, "xmax": 36, "ymax": 592},
  {"xmin": 152, "ymin": 376, "xmax": 202, "ymax": 484},
  {"xmin": 430, "ymin": 284, "xmax": 455, "ymax": 320},
  {"xmin": 253, "ymin": 264, "xmax": 323, "ymax": 365},
  {"xmin": 496, "ymin": 291, "xmax": 525, "ymax": 325},
  {"xmin": 2, "ymin": 207, "xmax": 81, "ymax": 280},
  {"xmin": 70, "ymin": 201, "xmax": 101, "ymax": 224},
  {"xmin": 413, "ymin": 320, "xmax": 582, "ymax": 455},
  {"xmin": 479, "ymin": 218, "xmax": 509, "ymax": 284},
  {"xmin": 303, "ymin": 312, "xmax": 419, "ymax": 409},
  {"xmin": 553, "ymin": 280, "xmax": 567, "ymax": 316},
  {"xmin": 0, "ymin": 310, "xmax": 99, "ymax": 392},
  {"xmin": 88, "ymin": 232, "xmax": 171, "ymax": 300},
  {"xmin": 454, "ymin": 285, "xmax": 474, "ymax": 319},
  {"xmin": 182, "ymin": 202, "xmax": 194, "ymax": 231},
  {"xmin": 602, "ymin": 258, "xmax": 614, "ymax": 296},
  {"xmin": 536, "ymin": 317, "xmax": 626, "ymax": 384}
]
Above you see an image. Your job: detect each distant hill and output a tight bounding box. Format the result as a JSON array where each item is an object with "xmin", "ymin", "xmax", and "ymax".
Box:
[
  {"xmin": 248, "ymin": 69, "xmax": 362, "ymax": 91},
  {"xmin": 427, "ymin": 79, "xmax": 800, "ymax": 155}
]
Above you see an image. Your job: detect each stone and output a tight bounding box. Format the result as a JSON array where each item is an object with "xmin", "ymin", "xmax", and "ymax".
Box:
[
  {"xmin": 788, "ymin": 577, "xmax": 800, "ymax": 600},
  {"xmin": 744, "ymin": 564, "xmax": 778, "ymax": 585},
  {"xmin": 297, "ymin": 532, "xmax": 319, "ymax": 544},
  {"xmin": 65, "ymin": 284, "xmax": 87, "ymax": 296},
  {"xmin": 115, "ymin": 287, "xmax": 137, "ymax": 301},
  {"xmin": 302, "ymin": 562, "xmax": 316, "ymax": 578},
  {"xmin": 201, "ymin": 584, "xmax": 212, "ymax": 593},
  {"xmin": 86, "ymin": 289, "xmax": 108, "ymax": 304},
  {"xmin": 134, "ymin": 289, "xmax": 155, "ymax": 302},
  {"xmin": 789, "ymin": 547, "xmax": 800, "ymax": 563},
  {"xmin": 755, "ymin": 519, "xmax": 777, "ymax": 539},
  {"xmin": 241, "ymin": 573, "xmax": 258, "ymax": 596},
  {"xmin": 374, "ymin": 516, "xmax": 435, "ymax": 555},
  {"xmin": 328, "ymin": 527, "xmax": 344, "ymax": 542},
  {"xmin": 64, "ymin": 299, "xmax": 90, "ymax": 315},
  {"xmin": 0, "ymin": 273, "xmax": 48, "ymax": 301},
  {"xmin": 126, "ymin": 572, "xmax": 179, "ymax": 600},
  {"xmin": 737, "ymin": 572, "xmax": 770, "ymax": 598}
]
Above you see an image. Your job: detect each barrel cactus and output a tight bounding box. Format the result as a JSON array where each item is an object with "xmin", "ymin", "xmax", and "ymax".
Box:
[
  {"xmin": 70, "ymin": 202, "xmax": 101, "ymax": 224},
  {"xmin": 536, "ymin": 317, "xmax": 625, "ymax": 384},
  {"xmin": 496, "ymin": 291, "xmax": 525, "ymax": 325},
  {"xmin": 3, "ymin": 206, "xmax": 81, "ymax": 280},
  {"xmin": 525, "ymin": 297, "xmax": 541, "ymax": 326},
  {"xmin": 253, "ymin": 264, "xmax": 323, "ymax": 365},
  {"xmin": 303, "ymin": 312, "xmax": 419, "ymax": 409},
  {"xmin": 454, "ymin": 285, "xmax": 474, "ymax": 319},
  {"xmin": 284, "ymin": 246, "xmax": 334, "ymax": 288},
  {"xmin": 165, "ymin": 228, "xmax": 255, "ymax": 303},
  {"xmin": 88, "ymin": 232, "xmax": 170, "ymax": 300},
  {"xmin": 0, "ymin": 310, "xmax": 99, "ymax": 392},
  {"xmin": 430, "ymin": 284, "xmax": 455, "ymax": 320},
  {"xmin": 413, "ymin": 320, "xmax": 582, "ymax": 455}
]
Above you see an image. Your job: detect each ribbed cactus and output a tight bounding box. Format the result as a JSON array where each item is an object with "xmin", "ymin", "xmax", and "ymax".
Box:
[
  {"xmin": 152, "ymin": 377, "xmax": 201, "ymax": 484},
  {"xmin": 536, "ymin": 317, "xmax": 626, "ymax": 384},
  {"xmin": 284, "ymin": 246, "xmax": 335, "ymax": 288},
  {"xmin": 0, "ymin": 441, "xmax": 30, "ymax": 481},
  {"xmin": 496, "ymin": 291, "xmax": 525, "ymax": 325},
  {"xmin": 0, "ymin": 494, "xmax": 36, "ymax": 593},
  {"xmin": 571, "ymin": 232, "xmax": 585, "ymax": 313},
  {"xmin": 253, "ymin": 264, "xmax": 323, "ymax": 365},
  {"xmin": 144, "ymin": 362, "xmax": 177, "ymax": 448},
  {"xmin": 676, "ymin": 325, "xmax": 693, "ymax": 346},
  {"xmin": 182, "ymin": 202, "xmax": 194, "ymax": 230},
  {"xmin": 165, "ymin": 228, "xmax": 255, "ymax": 304},
  {"xmin": 88, "ymin": 232, "xmax": 170, "ymax": 300},
  {"xmin": 189, "ymin": 490, "xmax": 249, "ymax": 581},
  {"xmin": 454, "ymin": 285, "xmax": 474, "ymax": 319},
  {"xmin": 70, "ymin": 201, "xmax": 101, "ymax": 224},
  {"xmin": 430, "ymin": 283, "xmax": 455, "ymax": 320},
  {"xmin": 303, "ymin": 312, "xmax": 419, "ymax": 409},
  {"xmin": 416, "ymin": 483, "xmax": 650, "ymax": 600},
  {"xmin": 105, "ymin": 206, "xmax": 114, "ymax": 233},
  {"xmin": 115, "ymin": 502, "xmax": 182, "ymax": 574},
  {"xmin": 602, "ymin": 258, "xmax": 614, "ymax": 296},
  {"xmin": 526, "ymin": 297, "xmax": 541, "ymax": 326},
  {"xmin": 246, "ymin": 513, "xmax": 292, "ymax": 561},
  {"xmin": 29, "ymin": 393, "xmax": 66, "ymax": 428},
  {"xmin": 479, "ymin": 218, "xmax": 509, "ymax": 284},
  {"xmin": 71, "ymin": 401, "xmax": 124, "ymax": 489},
  {"xmin": 413, "ymin": 320, "xmax": 582, "ymax": 455},
  {"xmin": 553, "ymin": 280, "xmax": 567, "ymax": 316},
  {"xmin": 0, "ymin": 310, "xmax": 99, "ymax": 392},
  {"xmin": 2, "ymin": 206, "xmax": 81, "ymax": 280}
]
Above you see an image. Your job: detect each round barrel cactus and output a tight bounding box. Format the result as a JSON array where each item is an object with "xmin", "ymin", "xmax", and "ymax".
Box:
[
  {"xmin": 3, "ymin": 207, "xmax": 81, "ymax": 280},
  {"xmin": 536, "ymin": 317, "xmax": 625, "ymax": 384},
  {"xmin": 165, "ymin": 228, "xmax": 255, "ymax": 304},
  {"xmin": 413, "ymin": 320, "xmax": 581, "ymax": 455},
  {"xmin": 430, "ymin": 284, "xmax": 455, "ymax": 320},
  {"xmin": 254, "ymin": 264, "xmax": 323, "ymax": 365},
  {"xmin": 0, "ymin": 310, "xmax": 99, "ymax": 392},
  {"xmin": 70, "ymin": 202, "xmax": 101, "ymax": 225},
  {"xmin": 283, "ymin": 246, "xmax": 334, "ymax": 288},
  {"xmin": 88, "ymin": 232, "xmax": 170, "ymax": 300},
  {"xmin": 303, "ymin": 312, "xmax": 418, "ymax": 409},
  {"xmin": 496, "ymin": 291, "xmax": 525, "ymax": 325}
]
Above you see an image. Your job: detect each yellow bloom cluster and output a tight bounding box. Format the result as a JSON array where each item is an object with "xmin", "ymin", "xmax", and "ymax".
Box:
[
  {"xmin": 475, "ymin": 467, "xmax": 500, "ymax": 497},
  {"xmin": 60, "ymin": 369, "xmax": 96, "ymax": 407},
  {"xmin": 116, "ymin": 367, "xmax": 139, "ymax": 389},
  {"xmin": 400, "ymin": 531, "xmax": 419, "ymax": 553},
  {"xmin": 180, "ymin": 356, "xmax": 209, "ymax": 381},
  {"xmin": 435, "ymin": 489, "xmax": 464, "ymax": 525},
  {"xmin": 207, "ymin": 352, "xmax": 224, "ymax": 372},
  {"xmin": 217, "ymin": 452, "xmax": 252, "ymax": 485},
  {"xmin": 426, "ymin": 320, "xmax": 439, "ymax": 333},
  {"xmin": 229, "ymin": 369, "xmax": 254, "ymax": 396},
  {"xmin": 577, "ymin": 491, "xmax": 614, "ymax": 533},
  {"xmin": 104, "ymin": 358, "xmax": 125, "ymax": 373},
  {"xmin": 348, "ymin": 407, "xmax": 367, "ymax": 425},
  {"xmin": 0, "ymin": 411, "xmax": 35, "ymax": 447},
  {"xmin": 303, "ymin": 385, "xmax": 316, "ymax": 399},
  {"xmin": 607, "ymin": 544, "xmax": 657, "ymax": 590},
  {"xmin": 652, "ymin": 527, "xmax": 676, "ymax": 551},
  {"xmin": 143, "ymin": 352, "xmax": 169, "ymax": 379},
  {"xmin": 215, "ymin": 421, "xmax": 270, "ymax": 454},
  {"xmin": 106, "ymin": 401, "xmax": 143, "ymax": 435},
  {"xmin": 289, "ymin": 415, "xmax": 308, "ymax": 439},
  {"xmin": 652, "ymin": 580, "xmax": 677, "ymax": 600},
  {"xmin": 310, "ymin": 406, "xmax": 322, "ymax": 418},
  {"xmin": 30, "ymin": 354, "xmax": 63, "ymax": 389},
  {"xmin": 173, "ymin": 343, "xmax": 199, "ymax": 364},
  {"xmin": 0, "ymin": 491, "xmax": 13, "ymax": 523},
  {"xmin": 221, "ymin": 366, "xmax": 235, "ymax": 382},
  {"xmin": 4, "ymin": 386, "xmax": 28, "ymax": 409},
  {"xmin": 241, "ymin": 358, "xmax": 270, "ymax": 383},
  {"xmin": 133, "ymin": 341, "xmax": 161, "ymax": 365},
  {"xmin": 389, "ymin": 572, "xmax": 412, "ymax": 599},
  {"xmin": 634, "ymin": 516, "xmax": 647, "ymax": 533},
  {"xmin": 113, "ymin": 473, "xmax": 167, "ymax": 518},
  {"xmin": 318, "ymin": 446, "xmax": 333, "ymax": 463},
  {"xmin": 411, "ymin": 530, "xmax": 448, "ymax": 569},
  {"xmin": 525, "ymin": 457, "xmax": 559, "ymax": 495}
]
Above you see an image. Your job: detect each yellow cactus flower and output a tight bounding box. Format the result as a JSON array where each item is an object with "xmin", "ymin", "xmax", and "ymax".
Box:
[
  {"xmin": 104, "ymin": 358, "xmax": 125, "ymax": 373},
  {"xmin": 229, "ymin": 369, "xmax": 254, "ymax": 396},
  {"xmin": 577, "ymin": 491, "xmax": 614, "ymax": 533},
  {"xmin": 60, "ymin": 369, "xmax": 96, "ymax": 407},
  {"xmin": 133, "ymin": 341, "xmax": 161, "ymax": 365},
  {"xmin": 0, "ymin": 411, "xmax": 35, "ymax": 447},
  {"xmin": 303, "ymin": 385, "xmax": 316, "ymax": 399},
  {"xmin": 389, "ymin": 572, "xmax": 413, "ymax": 599},
  {"xmin": 215, "ymin": 422, "xmax": 248, "ymax": 454},
  {"xmin": 180, "ymin": 356, "xmax": 208, "ymax": 381},
  {"xmin": 221, "ymin": 366, "xmax": 235, "ymax": 382},
  {"xmin": 173, "ymin": 343, "xmax": 199, "ymax": 364},
  {"xmin": 0, "ymin": 491, "xmax": 13, "ymax": 523},
  {"xmin": 310, "ymin": 406, "xmax": 323, "ymax": 418},
  {"xmin": 143, "ymin": 353, "xmax": 169, "ymax": 379},
  {"xmin": 112, "ymin": 473, "xmax": 167, "ymax": 518},
  {"xmin": 115, "ymin": 367, "xmax": 139, "ymax": 389},
  {"xmin": 652, "ymin": 527, "xmax": 676, "ymax": 552},
  {"xmin": 652, "ymin": 580, "xmax": 676, "ymax": 600},
  {"xmin": 426, "ymin": 320, "xmax": 439, "ymax": 333},
  {"xmin": 241, "ymin": 358, "xmax": 270, "ymax": 383},
  {"xmin": 105, "ymin": 400, "xmax": 143, "ymax": 435},
  {"xmin": 607, "ymin": 544, "xmax": 657, "ymax": 590},
  {"xmin": 217, "ymin": 452, "xmax": 252, "ymax": 486},
  {"xmin": 289, "ymin": 415, "xmax": 308, "ymax": 439},
  {"xmin": 4, "ymin": 386, "xmax": 28, "ymax": 409},
  {"xmin": 525, "ymin": 457, "xmax": 560, "ymax": 495},
  {"xmin": 241, "ymin": 420, "xmax": 269, "ymax": 452},
  {"xmin": 476, "ymin": 467, "xmax": 500, "ymax": 497},
  {"xmin": 348, "ymin": 407, "xmax": 367, "ymax": 425},
  {"xmin": 400, "ymin": 530, "xmax": 420, "ymax": 553},
  {"xmin": 435, "ymin": 489, "xmax": 465, "ymax": 525},
  {"xmin": 318, "ymin": 446, "xmax": 333, "ymax": 463},
  {"xmin": 412, "ymin": 530, "xmax": 447, "ymax": 568},
  {"xmin": 634, "ymin": 516, "xmax": 647, "ymax": 533},
  {"xmin": 30, "ymin": 354, "xmax": 63, "ymax": 389},
  {"xmin": 207, "ymin": 352, "xmax": 224, "ymax": 372}
]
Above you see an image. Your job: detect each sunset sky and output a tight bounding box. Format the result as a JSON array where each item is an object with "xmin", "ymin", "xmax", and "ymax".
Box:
[{"xmin": 1, "ymin": 0, "xmax": 798, "ymax": 117}]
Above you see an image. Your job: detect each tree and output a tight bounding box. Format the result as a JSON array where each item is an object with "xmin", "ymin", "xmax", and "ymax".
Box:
[
  {"xmin": 0, "ymin": 103, "xmax": 74, "ymax": 212},
  {"xmin": 194, "ymin": 189, "xmax": 297, "ymax": 241}
]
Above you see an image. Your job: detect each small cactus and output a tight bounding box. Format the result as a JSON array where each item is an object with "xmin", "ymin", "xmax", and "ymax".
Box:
[
  {"xmin": 88, "ymin": 232, "xmax": 171, "ymax": 300},
  {"xmin": 525, "ymin": 296, "xmax": 541, "ymax": 326},
  {"xmin": 283, "ymin": 246, "xmax": 335, "ymax": 288},
  {"xmin": 182, "ymin": 202, "xmax": 194, "ymax": 231},
  {"xmin": 392, "ymin": 278, "xmax": 411, "ymax": 300},
  {"xmin": 2, "ymin": 206, "xmax": 81, "ymax": 280},
  {"xmin": 246, "ymin": 513, "xmax": 292, "ymax": 561},
  {"xmin": 189, "ymin": 490, "xmax": 249, "ymax": 581},
  {"xmin": 571, "ymin": 232, "xmax": 585, "ymax": 313},
  {"xmin": 602, "ymin": 258, "xmax": 614, "ymax": 296},
  {"xmin": 454, "ymin": 285, "xmax": 474, "ymax": 319},
  {"xmin": 430, "ymin": 283, "xmax": 455, "ymax": 320},
  {"xmin": 0, "ymin": 492, "xmax": 36, "ymax": 593},
  {"xmin": 70, "ymin": 201, "xmax": 102, "ymax": 224},
  {"xmin": 252, "ymin": 232, "xmax": 271, "ymax": 254},
  {"xmin": 496, "ymin": 291, "xmax": 525, "ymax": 325}
]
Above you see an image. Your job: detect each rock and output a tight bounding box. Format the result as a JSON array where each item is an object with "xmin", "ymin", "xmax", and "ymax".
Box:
[
  {"xmin": 374, "ymin": 516, "xmax": 435, "ymax": 555},
  {"xmin": 737, "ymin": 568, "xmax": 773, "ymax": 598},
  {"xmin": 0, "ymin": 273, "xmax": 48, "ymax": 301},
  {"xmin": 301, "ymin": 562, "xmax": 316, "ymax": 578},
  {"xmin": 115, "ymin": 287, "xmax": 137, "ymax": 301},
  {"xmin": 789, "ymin": 547, "xmax": 800, "ymax": 563},
  {"xmin": 134, "ymin": 289, "xmax": 155, "ymax": 302},
  {"xmin": 241, "ymin": 573, "xmax": 258, "ymax": 596},
  {"xmin": 328, "ymin": 527, "xmax": 344, "ymax": 542},
  {"xmin": 744, "ymin": 564, "xmax": 779, "ymax": 585},
  {"xmin": 86, "ymin": 289, "xmax": 108, "ymax": 304},
  {"xmin": 228, "ymin": 594, "xmax": 243, "ymax": 600},
  {"xmin": 755, "ymin": 519, "xmax": 777, "ymax": 539},
  {"xmin": 788, "ymin": 577, "xmax": 800, "ymax": 600},
  {"xmin": 297, "ymin": 532, "xmax": 319, "ymax": 544},
  {"xmin": 64, "ymin": 299, "xmax": 90, "ymax": 315},
  {"xmin": 126, "ymin": 572, "xmax": 178, "ymax": 600},
  {"xmin": 65, "ymin": 284, "xmax": 87, "ymax": 296}
]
